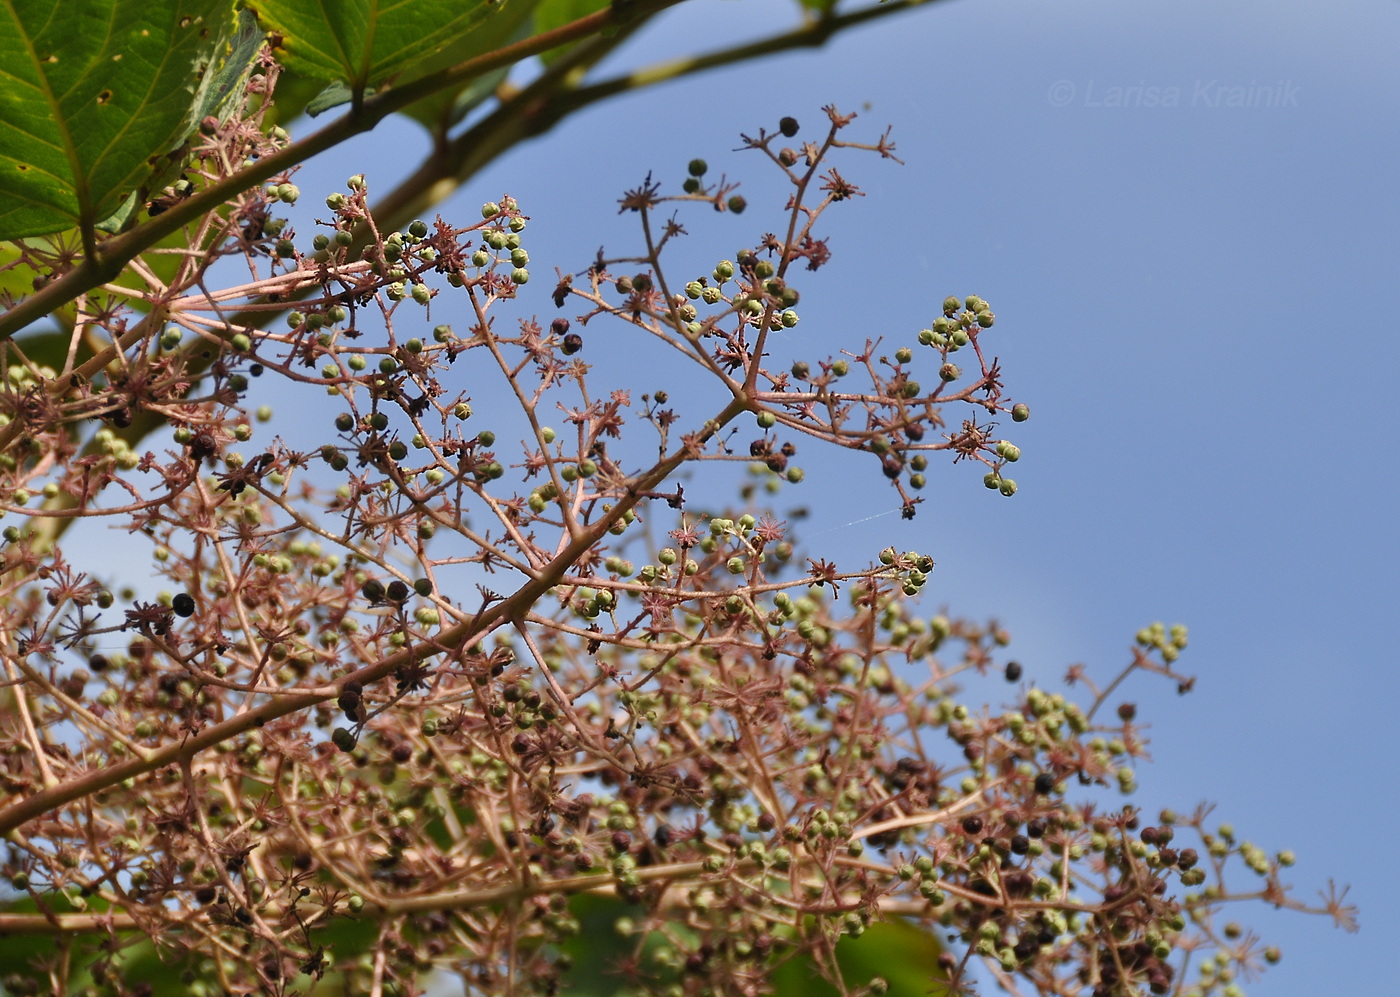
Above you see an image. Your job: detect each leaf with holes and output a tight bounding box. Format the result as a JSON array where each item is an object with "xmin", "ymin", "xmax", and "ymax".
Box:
[{"xmin": 0, "ymin": 0, "xmax": 235, "ymax": 241}]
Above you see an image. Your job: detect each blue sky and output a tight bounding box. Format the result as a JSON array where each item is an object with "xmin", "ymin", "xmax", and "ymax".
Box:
[{"xmin": 274, "ymin": 0, "xmax": 1396, "ymax": 992}]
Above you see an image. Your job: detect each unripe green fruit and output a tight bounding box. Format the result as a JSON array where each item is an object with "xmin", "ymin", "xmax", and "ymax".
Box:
[
  {"xmin": 482, "ymin": 201, "xmax": 500, "ymax": 218},
  {"xmin": 830, "ymin": 360, "xmax": 849, "ymax": 377},
  {"xmin": 433, "ymin": 324, "xmax": 452, "ymax": 343},
  {"xmin": 781, "ymin": 309, "xmax": 799, "ymax": 328},
  {"xmin": 685, "ymin": 281, "xmax": 703, "ymax": 299},
  {"xmin": 999, "ymin": 478, "xmax": 1018, "ymax": 497},
  {"xmin": 918, "ymin": 328, "xmax": 935, "ymax": 346},
  {"xmin": 977, "ymin": 310, "xmax": 994, "ymax": 327},
  {"xmin": 894, "ymin": 346, "xmax": 913, "ymax": 364},
  {"xmin": 682, "ymin": 177, "xmax": 700, "ymax": 194},
  {"xmin": 472, "ymin": 249, "xmax": 490, "ymax": 268},
  {"xmin": 477, "ymin": 430, "xmax": 495, "ymax": 447},
  {"xmin": 1012, "ymin": 403, "xmax": 1030, "ymax": 422},
  {"xmin": 714, "ymin": 260, "xmax": 735, "ymax": 281},
  {"xmin": 939, "ymin": 363, "xmax": 961, "ymax": 382},
  {"xmin": 578, "ymin": 459, "xmax": 597, "ymax": 478},
  {"xmin": 727, "ymin": 556, "xmax": 746, "ymax": 574},
  {"xmin": 786, "ymin": 467, "xmax": 804, "ymax": 483},
  {"xmin": 385, "ymin": 282, "xmax": 406, "ymax": 301},
  {"xmin": 511, "ymin": 268, "xmax": 529, "ymax": 284},
  {"xmin": 996, "ymin": 441, "xmax": 1021, "ymax": 462},
  {"xmin": 326, "ymin": 192, "xmax": 347, "ymax": 210},
  {"xmin": 231, "ymin": 333, "xmax": 252, "ymax": 352},
  {"xmin": 942, "ymin": 295, "xmax": 961, "ymax": 315},
  {"xmin": 275, "ymin": 239, "xmax": 296, "ymax": 258},
  {"xmin": 511, "ymin": 248, "xmax": 529, "ymax": 268},
  {"xmin": 408, "ymin": 219, "xmax": 429, "ymax": 238},
  {"xmin": 161, "ymin": 329, "xmax": 182, "ymax": 349},
  {"xmin": 910, "ymin": 473, "xmax": 926, "ymax": 489},
  {"xmin": 379, "ymin": 357, "xmax": 397, "ymax": 373},
  {"xmin": 727, "ymin": 196, "xmax": 747, "ymax": 214},
  {"xmin": 701, "ymin": 286, "xmax": 723, "ymax": 305},
  {"xmin": 277, "ymin": 183, "xmax": 300, "ymax": 204},
  {"xmin": 757, "ymin": 411, "xmax": 776, "ymax": 429},
  {"xmin": 411, "ymin": 284, "xmax": 431, "ymax": 304},
  {"xmin": 688, "ymin": 158, "xmax": 708, "ymax": 177},
  {"xmin": 753, "ymin": 260, "xmax": 774, "ymax": 279},
  {"xmin": 454, "ymin": 402, "xmax": 472, "ymax": 420},
  {"xmin": 902, "ymin": 381, "xmax": 921, "ymax": 398},
  {"xmin": 348, "ymin": 355, "xmax": 367, "ymax": 371},
  {"xmin": 509, "ymin": 216, "xmax": 526, "ymax": 233}
]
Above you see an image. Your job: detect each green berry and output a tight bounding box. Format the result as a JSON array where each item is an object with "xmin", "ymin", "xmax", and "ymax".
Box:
[
  {"xmin": 894, "ymin": 347, "xmax": 913, "ymax": 364},
  {"xmin": 231, "ymin": 333, "xmax": 252, "ymax": 352},
  {"xmin": 1012, "ymin": 403, "xmax": 1030, "ymax": 422},
  {"xmin": 688, "ymin": 158, "xmax": 708, "ymax": 177},
  {"xmin": 939, "ymin": 363, "xmax": 961, "ymax": 382},
  {"xmin": 482, "ymin": 201, "xmax": 500, "ymax": 218},
  {"xmin": 411, "ymin": 283, "xmax": 431, "ymax": 305},
  {"xmin": 830, "ymin": 360, "xmax": 849, "ymax": 377},
  {"xmin": 277, "ymin": 183, "xmax": 300, "ymax": 204},
  {"xmin": 727, "ymin": 196, "xmax": 747, "ymax": 214},
  {"xmin": 511, "ymin": 268, "xmax": 529, "ymax": 284},
  {"xmin": 999, "ymin": 478, "xmax": 1018, "ymax": 497},
  {"xmin": 408, "ymin": 219, "xmax": 429, "ymax": 238},
  {"xmin": 942, "ymin": 295, "xmax": 961, "ymax": 315}
]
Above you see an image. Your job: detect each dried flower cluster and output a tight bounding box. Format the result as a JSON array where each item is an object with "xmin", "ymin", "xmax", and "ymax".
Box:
[{"xmin": 0, "ymin": 63, "xmax": 1349, "ymax": 997}]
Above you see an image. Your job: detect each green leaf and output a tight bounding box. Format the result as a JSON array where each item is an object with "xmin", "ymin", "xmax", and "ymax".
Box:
[
  {"xmin": 532, "ymin": 0, "xmax": 608, "ymax": 66},
  {"xmin": 770, "ymin": 918, "xmax": 950, "ymax": 997},
  {"xmin": 0, "ymin": 0, "xmax": 234, "ymax": 241},
  {"xmin": 186, "ymin": 7, "xmax": 264, "ymax": 127},
  {"xmin": 398, "ymin": 4, "xmax": 541, "ymax": 134},
  {"xmin": 306, "ymin": 78, "xmax": 355, "ymax": 117},
  {"xmin": 244, "ymin": 0, "xmax": 520, "ymax": 94}
]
